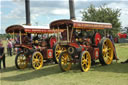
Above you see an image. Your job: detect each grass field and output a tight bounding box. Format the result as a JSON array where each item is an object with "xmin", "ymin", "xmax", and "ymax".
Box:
[{"xmin": 0, "ymin": 42, "xmax": 128, "ymax": 85}]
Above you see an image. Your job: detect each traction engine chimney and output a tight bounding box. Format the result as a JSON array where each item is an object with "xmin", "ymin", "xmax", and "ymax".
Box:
[
  {"xmin": 69, "ymin": 0, "xmax": 76, "ymax": 20},
  {"xmin": 25, "ymin": 0, "xmax": 31, "ymax": 25}
]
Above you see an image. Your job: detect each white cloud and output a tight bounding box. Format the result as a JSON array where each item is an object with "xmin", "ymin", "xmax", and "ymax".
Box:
[
  {"xmin": 75, "ymin": 9, "xmax": 83, "ymax": 20},
  {"xmin": 1, "ymin": 0, "xmax": 128, "ymax": 34},
  {"xmin": 107, "ymin": 2, "xmax": 128, "ymax": 9},
  {"xmin": 52, "ymin": 9, "xmax": 69, "ymax": 15},
  {"xmin": 107, "ymin": 2, "xmax": 128, "ymax": 27},
  {"xmin": 1, "ymin": 7, "xmax": 25, "ymax": 23},
  {"xmin": 31, "ymin": 14, "xmax": 39, "ymax": 20}
]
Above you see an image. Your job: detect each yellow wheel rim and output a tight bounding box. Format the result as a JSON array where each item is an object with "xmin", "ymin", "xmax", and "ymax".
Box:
[
  {"xmin": 102, "ymin": 39, "xmax": 113, "ymax": 64},
  {"xmin": 81, "ymin": 51, "xmax": 91, "ymax": 72},
  {"xmin": 17, "ymin": 53, "xmax": 27, "ymax": 69},
  {"xmin": 60, "ymin": 52, "xmax": 72, "ymax": 71},
  {"xmin": 32, "ymin": 52, "xmax": 43, "ymax": 70},
  {"xmin": 55, "ymin": 44, "xmax": 66, "ymax": 63}
]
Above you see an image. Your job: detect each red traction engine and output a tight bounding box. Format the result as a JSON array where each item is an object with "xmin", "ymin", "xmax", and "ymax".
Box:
[
  {"xmin": 50, "ymin": 19, "xmax": 117, "ymax": 72},
  {"xmin": 6, "ymin": 25, "xmax": 63, "ymax": 70}
]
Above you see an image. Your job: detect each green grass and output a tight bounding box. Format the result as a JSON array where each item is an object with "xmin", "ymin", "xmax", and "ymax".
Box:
[{"xmin": 0, "ymin": 42, "xmax": 128, "ymax": 85}]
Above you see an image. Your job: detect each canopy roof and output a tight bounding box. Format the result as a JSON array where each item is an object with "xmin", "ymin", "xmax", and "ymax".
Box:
[
  {"xmin": 6, "ymin": 25, "xmax": 63, "ymax": 34},
  {"xmin": 50, "ymin": 19, "xmax": 112, "ymax": 29}
]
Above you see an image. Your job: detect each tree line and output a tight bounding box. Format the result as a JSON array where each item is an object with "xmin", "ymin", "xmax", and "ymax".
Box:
[{"xmin": 81, "ymin": 4, "xmax": 121, "ymax": 37}]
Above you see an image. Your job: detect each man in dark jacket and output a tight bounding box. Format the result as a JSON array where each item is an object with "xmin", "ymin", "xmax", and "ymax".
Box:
[{"xmin": 0, "ymin": 41, "xmax": 6, "ymax": 69}]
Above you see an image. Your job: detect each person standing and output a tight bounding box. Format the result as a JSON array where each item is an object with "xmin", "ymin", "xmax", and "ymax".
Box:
[
  {"xmin": 7, "ymin": 39, "xmax": 13, "ymax": 56},
  {"xmin": 0, "ymin": 40, "xmax": 6, "ymax": 69}
]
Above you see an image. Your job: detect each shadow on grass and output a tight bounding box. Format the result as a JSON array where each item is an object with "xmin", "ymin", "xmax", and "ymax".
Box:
[
  {"xmin": 1, "ymin": 65, "xmax": 61, "ymax": 81},
  {"xmin": 1, "ymin": 63, "xmax": 128, "ymax": 82},
  {"xmin": 61, "ymin": 62, "xmax": 128, "ymax": 74},
  {"xmin": 91, "ymin": 63, "xmax": 128, "ymax": 73},
  {"xmin": 0, "ymin": 66, "xmax": 17, "ymax": 73}
]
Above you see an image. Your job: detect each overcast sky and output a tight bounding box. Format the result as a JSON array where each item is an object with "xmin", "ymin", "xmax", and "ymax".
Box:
[{"xmin": 0, "ymin": 0, "xmax": 128, "ymax": 34}]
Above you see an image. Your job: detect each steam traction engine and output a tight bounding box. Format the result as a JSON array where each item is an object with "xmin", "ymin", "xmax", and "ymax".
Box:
[
  {"xmin": 6, "ymin": 25, "xmax": 63, "ymax": 70},
  {"xmin": 50, "ymin": 19, "xmax": 118, "ymax": 72}
]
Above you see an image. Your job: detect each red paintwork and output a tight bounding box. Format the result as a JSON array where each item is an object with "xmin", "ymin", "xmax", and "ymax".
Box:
[
  {"xmin": 69, "ymin": 43, "xmax": 80, "ymax": 48},
  {"xmin": 25, "ymin": 29, "xmax": 64, "ymax": 33},
  {"xmin": 50, "ymin": 37, "xmax": 57, "ymax": 48},
  {"xmin": 50, "ymin": 19, "xmax": 112, "ymax": 30},
  {"xmin": 118, "ymin": 33, "xmax": 127, "ymax": 38},
  {"xmin": 6, "ymin": 25, "xmax": 64, "ymax": 33},
  {"xmin": 80, "ymin": 45, "xmax": 87, "ymax": 51},
  {"xmin": 80, "ymin": 44, "xmax": 90, "ymax": 48},
  {"xmin": 15, "ymin": 44, "xmax": 33, "ymax": 49},
  {"xmin": 73, "ymin": 23, "xmax": 112, "ymax": 29},
  {"xmin": 21, "ymin": 45, "xmax": 32, "ymax": 49},
  {"xmin": 94, "ymin": 33, "xmax": 101, "ymax": 46},
  {"xmin": 47, "ymin": 49, "xmax": 53, "ymax": 58},
  {"xmin": 35, "ymin": 46, "xmax": 40, "ymax": 49},
  {"xmin": 81, "ymin": 47, "xmax": 85, "ymax": 51},
  {"xmin": 94, "ymin": 48, "xmax": 99, "ymax": 59}
]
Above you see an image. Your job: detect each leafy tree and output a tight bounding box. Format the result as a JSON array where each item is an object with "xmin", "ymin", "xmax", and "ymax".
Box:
[
  {"xmin": 0, "ymin": 34, "xmax": 13, "ymax": 40},
  {"xmin": 81, "ymin": 4, "xmax": 121, "ymax": 37}
]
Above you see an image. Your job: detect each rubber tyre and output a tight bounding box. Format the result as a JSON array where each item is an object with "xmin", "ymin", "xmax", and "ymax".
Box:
[
  {"xmin": 15, "ymin": 52, "xmax": 27, "ymax": 69},
  {"xmin": 59, "ymin": 52, "xmax": 72, "ymax": 72},
  {"xmin": 99, "ymin": 38, "xmax": 114, "ymax": 65},
  {"xmin": 31, "ymin": 51, "xmax": 43, "ymax": 70},
  {"xmin": 53, "ymin": 43, "xmax": 58, "ymax": 64},
  {"xmin": 53, "ymin": 43, "xmax": 66, "ymax": 64},
  {"xmin": 79, "ymin": 51, "xmax": 91, "ymax": 72}
]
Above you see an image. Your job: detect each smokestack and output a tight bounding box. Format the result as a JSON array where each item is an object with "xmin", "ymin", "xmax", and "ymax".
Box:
[
  {"xmin": 69, "ymin": 0, "xmax": 75, "ymax": 20},
  {"xmin": 25, "ymin": 0, "xmax": 31, "ymax": 25}
]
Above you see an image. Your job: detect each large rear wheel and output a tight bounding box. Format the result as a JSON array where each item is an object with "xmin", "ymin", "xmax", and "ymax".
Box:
[
  {"xmin": 80, "ymin": 51, "xmax": 91, "ymax": 72},
  {"xmin": 53, "ymin": 43, "xmax": 66, "ymax": 64},
  {"xmin": 31, "ymin": 51, "xmax": 43, "ymax": 70},
  {"xmin": 15, "ymin": 52, "xmax": 28, "ymax": 69},
  {"xmin": 59, "ymin": 52, "xmax": 72, "ymax": 72},
  {"xmin": 99, "ymin": 38, "xmax": 114, "ymax": 65}
]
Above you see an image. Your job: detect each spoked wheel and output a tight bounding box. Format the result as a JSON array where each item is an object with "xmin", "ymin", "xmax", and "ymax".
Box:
[
  {"xmin": 31, "ymin": 51, "xmax": 43, "ymax": 70},
  {"xmin": 59, "ymin": 52, "xmax": 72, "ymax": 72},
  {"xmin": 80, "ymin": 51, "xmax": 91, "ymax": 72},
  {"xmin": 53, "ymin": 43, "xmax": 66, "ymax": 64},
  {"xmin": 99, "ymin": 38, "xmax": 114, "ymax": 65},
  {"xmin": 15, "ymin": 52, "xmax": 28, "ymax": 69}
]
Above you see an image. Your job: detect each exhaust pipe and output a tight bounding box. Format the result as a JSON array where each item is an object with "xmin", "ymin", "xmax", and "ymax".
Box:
[
  {"xmin": 69, "ymin": 0, "xmax": 76, "ymax": 20},
  {"xmin": 25, "ymin": 0, "xmax": 31, "ymax": 25}
]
